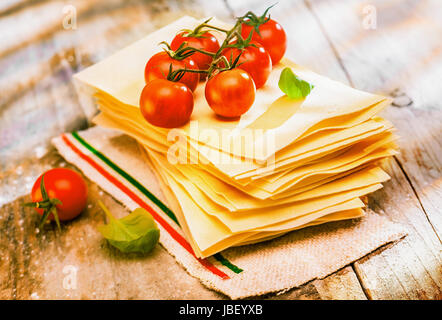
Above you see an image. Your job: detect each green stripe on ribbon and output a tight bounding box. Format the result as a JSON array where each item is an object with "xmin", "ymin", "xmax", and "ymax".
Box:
[
  {"xmin": 214, "ymin": 253, "xmax": 243, "ymax": 274},
  {"xmin": 71, "ymin": 131, "xmax": 243, "ymax": 274},
  {"xmin": 71, "ymin": 131, "xmax": 179, "ymax": 225}
]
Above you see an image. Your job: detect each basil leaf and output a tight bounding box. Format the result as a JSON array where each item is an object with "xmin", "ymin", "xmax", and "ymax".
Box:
[
  {"xmin": 278, "ymin": 67, "xmax": 314, "ymax": 99},
  {"xmin": 98, "ymin": 201, "xmax": 160, "ymax": 254}
]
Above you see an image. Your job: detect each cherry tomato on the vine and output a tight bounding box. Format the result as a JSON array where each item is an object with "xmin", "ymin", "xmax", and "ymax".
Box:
[
  {"xmin": 171, "ymin": 31, "xmax": 220, "ymax": 79},
  {"xmin": 31, "ymin": 168, "xmax": 88, "ymax": 222},
  {"xmin": 241, "ymin": 19, "xmax": 287, "ymax": 65},
  {"xmin": 205, "ymin": 69, "xmax": 255, "ymax": 118},
  {"xmin": 140, "ymin": 79, "xmax": 194, "ymax": 128},
  {"xmin": 222, "ymin": 41, "xmax": 272, "ymax": 89},
  {"xmin": 144, "ymin": 52, "xmax": 199, "ymax": 92}
]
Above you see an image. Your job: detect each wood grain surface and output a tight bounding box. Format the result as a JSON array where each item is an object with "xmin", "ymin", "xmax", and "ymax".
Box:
[{"xmin": 0, "ymin": 0, "xmax": 440, "ymax": 300}]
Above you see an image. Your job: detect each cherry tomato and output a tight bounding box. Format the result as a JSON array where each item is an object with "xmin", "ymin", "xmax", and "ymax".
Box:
[
  {"xmin": 31, "ymin": 168, "xmax": 88, "ymax": 222},
  {"xmin": 171, "ymin": 31, "xmax": 220, "ymax": 79},
  {"xmin": 222, "ymin": 41, "xmax": 272, "ymax": 89},
  {"xmin": 205, "ymin": 69, "xmax": 255, "ymax": 118},
  {"xmin": 144, "ymin": 52, "xmax": 199, "ymax": 92},
  {"xmin": 140, "ymin": 79, "xmax": 194, "ymax": 128},
  {"xmin": 241, "ymin": 19, "xmax": 287, "ymax": 65}
]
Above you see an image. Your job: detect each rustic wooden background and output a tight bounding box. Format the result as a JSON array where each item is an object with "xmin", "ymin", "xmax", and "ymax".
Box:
[{"xmin": 0, "ymin": 0, "xmax": 441, "ymax": 300}]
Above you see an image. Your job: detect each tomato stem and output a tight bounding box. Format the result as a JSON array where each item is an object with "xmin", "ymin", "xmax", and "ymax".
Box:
[
  {"xmin": 195, "ymin": 24, "xmax": 230, "ymax": 34},
  {"xmin": 178, "ymin": 46, "xmax": 216, "ymax": 58},
  {"xmin": 182, "ymin": 18, "xmax": 231, "ymax": 37},
  {"xmin": 167, "ymin": 65, "xmax": 209, "ymax": 82},
  {"xmin": 51, "ymin": 207, "xmax": 61, "ymax": 231},
  {"xmin": 239, "ymin": 4, "xmax": 276, "ymax": 36},
  {"xmin": 23, "ymin": 173, "xmax": 63, "ymax": 231},
  {"xmin": 160, "ymin": 41, "xmax": 216, "ymax": 61}
]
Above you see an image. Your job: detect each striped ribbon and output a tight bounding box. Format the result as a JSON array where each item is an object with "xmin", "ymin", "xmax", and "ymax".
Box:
[{"xmin": 61, "ymin": 132, "xmax": 243, "ymax": 279}]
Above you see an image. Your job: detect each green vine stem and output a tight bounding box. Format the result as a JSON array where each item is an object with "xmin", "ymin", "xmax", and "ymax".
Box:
[
  {"xmin": 161, "ymin": 5, "xmax": 276, "ymax": 80},
  {"xmin": 23, "ymin": 174, "xmax": 63, "ymax": 231},
  {"xmin": 166, "ymin": 65, "xmax": 209, "ymax": 82},
  {"xmin": 160, "ymin": 41, "xmax": 216, "ymax": 61},
  {"xmin": 240, "ymin": 3, "xmax": 276, "ymax": 36},
  {"xmin": 181, "ymin": 18, "xmax": 231, "ymax": 37}
]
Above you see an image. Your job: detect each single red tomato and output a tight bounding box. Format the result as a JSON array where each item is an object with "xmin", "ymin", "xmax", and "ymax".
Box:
[
  {"xmin": 140, "ymin": 79, "xmax": 194, "ymax": 128},
  {"xmin": 171, "ymin": 31, "xmax": 220, "ymax": 79},
  {"xmin": 205, "ymin": 69, "xmax": 255, "ymax": 118},
  {"xmin": 241, "ymin": 19, "xmax": 287, "ymax": 65},
  {"xmin": 144, "ymin": 52, "xmax": 199, "ymax": 92},
  {"xmin": 222, "ymin": 41, "xmax": 272, "ymax": 89},
  {"xmin": 31, "ymin": 168, "xmax": 88, "ymax": 222}
]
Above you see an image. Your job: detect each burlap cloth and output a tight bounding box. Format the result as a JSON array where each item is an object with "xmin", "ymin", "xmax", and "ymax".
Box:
[{"xmin": 52, "ymin": 126, "xmax": 406, "ymax": 299}]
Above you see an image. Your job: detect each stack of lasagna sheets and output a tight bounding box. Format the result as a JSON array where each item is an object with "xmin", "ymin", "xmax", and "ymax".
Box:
[{"xmin": 74, "ymin": 17, "xmax": 398, "ymax": 258}]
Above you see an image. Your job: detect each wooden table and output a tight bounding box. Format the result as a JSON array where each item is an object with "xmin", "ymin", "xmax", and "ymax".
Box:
[{"xmin": 0, "ymin": 0, "xmax": 441, "ymax": 300}]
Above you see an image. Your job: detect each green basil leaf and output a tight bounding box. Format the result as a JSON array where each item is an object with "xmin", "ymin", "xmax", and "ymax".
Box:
[
  {"xmin": 98, "ymin": 202, "xmax": 160, "ymax": 254},
  {"xmin": 278, "ymin": 67, "xmax": 314, "ymax": 99}
]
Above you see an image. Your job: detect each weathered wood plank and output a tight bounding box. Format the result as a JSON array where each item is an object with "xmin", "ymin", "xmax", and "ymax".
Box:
[
  {"xmin": 264, "ymin": 265, "xmax": 368, "ymax": 300},
  {"xmin": 386, "ymin": 107, "xmax": 442, "ymax": 239},
  {"xmin": 255, "ymin": 266, "xmax": 368, "ymax": 300},
  {"xmin": 312, "ymin": 266, "xmax": 367, "ymax": 300},
  {"xmin": 0, "ymin": 0, "xmax": 232, "ymax": 111},
  {"xmin": 0, "ymin": 0, "xmax": 42, "ymax": 16},
  {"xmin": 0, "ymin": 0, "xmax": 145, "ymax": 59},
  {"xmin": 362, "ymin": 161, "xmax": 441, "ymax": 299},
  {"xmin": 0, "ymin": 0, "xmax": 232, "ymax": 202},
  {"xmin": 306, "ymin": 0, "xmax": 442, "ymax": 299},
  {"xmin": 0, "ymin": 58, "xmax": 87, "ymax": 171},
  {"xmin": 0, "ymin": 0, "xmax": 232, "ymax": 107}
]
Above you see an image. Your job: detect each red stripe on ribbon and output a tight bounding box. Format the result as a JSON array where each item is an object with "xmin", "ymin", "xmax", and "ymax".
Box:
[{"xmin": 61, "ymin": 134, "xmax": 229, "ymax": 279}]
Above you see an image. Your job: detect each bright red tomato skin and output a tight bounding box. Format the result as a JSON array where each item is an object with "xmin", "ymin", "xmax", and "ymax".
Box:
[
  {"xmin": 140, "ymin": 79, "xmax": 194, "ymax": 128},
  {"xmin": 222, "ymin": 41, "xmax": 272, "ymax": 89},
  {"xmin": 31, "ymin": 168, "xmax": 88, "ymax": 221},
  {"xmin": 170, "ymin": 32, "xmax": 220, "ymax": 79},
  {"xmin": 144, "ymin": 52, "xmax": 199, "ymax": 91},
  {"xmin": 205, "ymin": 69, "xmax": 256, "ymax": 118},
  {"xmin": 241, "ymin": 19, "xmax": 287, "ymax": 65}
]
